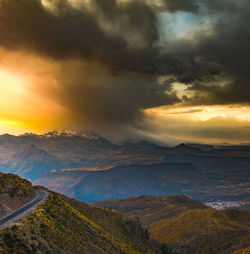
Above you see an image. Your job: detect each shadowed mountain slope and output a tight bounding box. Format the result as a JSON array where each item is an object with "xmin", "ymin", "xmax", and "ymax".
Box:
[
  {"xmin": 94, "ymin": 195, "xmax": 207, "ymax": 227},
  {"xmin": 35, "ymin": 163, "xmax": 200, "ymax": 203},
  {"xmin": 4, "ymin": 145, "xmax": 78, "ymax": 180}
]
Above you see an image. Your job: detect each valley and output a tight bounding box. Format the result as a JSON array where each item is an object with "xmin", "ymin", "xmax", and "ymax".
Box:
[{"xmin": 0, "ymin": 132, "xmax": 249, "ymax": 206}]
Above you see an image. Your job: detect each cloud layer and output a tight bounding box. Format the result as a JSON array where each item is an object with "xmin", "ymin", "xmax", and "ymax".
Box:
[{"xmin": 0, "ymin": 0, "xmax": 249, "ymax": 141}]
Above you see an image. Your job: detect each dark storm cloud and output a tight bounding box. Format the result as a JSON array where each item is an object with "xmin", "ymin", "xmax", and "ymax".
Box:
[
  {"xmin": 47, "ymin": 61, "xmax": 179, "ymax": 126},
  {"xmin": 0, "ymin": 0, "xmax": 202, "ymax": 73},
  {"xmin": 0, "ymin": 0, "xmax": 180, "ymax": 127},
  {"xmin": 0, "ymin": 0, "xmax": 161, "ymax": 73},
  {"xmin": 94, "ymin": 0, "xmax": 158, "ymax": 44},
  {"xmin": 187, "ymin": 0, "xmax": 250, "ymax": 105},
  {"xmin": 0, "ymin": 0, "xmax": 183, "ymax": 127},
  {"xmin": 161, "ymin": 0, "xmax": 199, "ymax": 13},
  {"xmin": 0, "ymin": 0, "xmax": 249, "ymax": 129},
  {"xmin": 155, "ymin": 0, "xmax": 250, "ymax": 106}
]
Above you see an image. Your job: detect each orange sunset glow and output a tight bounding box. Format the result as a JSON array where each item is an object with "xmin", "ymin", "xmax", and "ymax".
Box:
[{"xmin": 0, "ymin": 0, "xmax": 249, "ymax": 145}]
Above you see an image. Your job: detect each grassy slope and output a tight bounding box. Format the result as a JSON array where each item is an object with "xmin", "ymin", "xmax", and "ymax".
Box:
[
  {"xmin": 149, "ymin": 208, "xmax": 250, "ymax": 254},
  {"xmin": 62, "ymin": 194, "xmax": 146, "ymax": 244},
  {"xmin": 0, "ymin": 173, "xmax": 33, "ymax": 195},
  {"xmin": 0, "ymin": 189, "xmax": 163, "ymax": 254},
  {"xmin": 95, "ymin": 194, "xmax": 207, "ymax": 227},
  {"xmin": 232, "ymin": 247, "xmax": 250, "ymax": 254},
  {"xmin": 96, "ymin": 194, "xmax": 250, "ymax": 254}
]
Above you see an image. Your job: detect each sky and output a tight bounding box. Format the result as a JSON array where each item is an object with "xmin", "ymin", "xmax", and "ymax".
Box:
[{"xmin": 0, "ymin": 0, "xmax": 249, "ymax": 144}]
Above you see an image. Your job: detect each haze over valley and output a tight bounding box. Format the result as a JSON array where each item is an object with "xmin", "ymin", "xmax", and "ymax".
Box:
[{"xmin": 0, "ymin": 132, "xmax": 248, "ymax": 207}]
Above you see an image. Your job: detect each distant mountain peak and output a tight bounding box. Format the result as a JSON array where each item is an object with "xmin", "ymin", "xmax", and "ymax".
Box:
[
  {"xmin": 0, "ymin": 133, "xmax": 18, "ymax": 143},
  {"xmin": 175, "ymin": 143, "xmax": 191, "ymax": 149},
  {"xmin": 9, "ymin": 144, "xmax": 52, "ymax": 161},
  {"xmin": 172, "ymin": 143, "xmax": 205, "ymax": 153}
]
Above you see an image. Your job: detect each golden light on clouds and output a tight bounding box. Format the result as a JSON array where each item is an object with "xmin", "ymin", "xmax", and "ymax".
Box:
[
  {"xmin": 146, "ymin": 105, "xmax": 250, "ymax": 122},
  {"xmin": 0, "ymin": 50, "xmax": 68, "ymax": 134},
  {"xmin": 0, "ymin": 70, "xmax": 26, "ymax": 101},
  {"xmin": 0, "ymin": 69, "xmax": 27, "ymax": 128},
  {"xmin": 145, "ymin": 105, "xmax": 250, "ymax": 144},
  {"xmin": 0, "ymin": 49, "xmax": 249, "ymax": 144},
  {"xmin": 0, "ymin": 0, "xmax": 249, "ymax": 145}
]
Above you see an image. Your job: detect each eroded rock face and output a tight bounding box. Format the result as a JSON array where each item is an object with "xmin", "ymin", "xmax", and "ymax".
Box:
[{"xmin": 124, "ymin": 216, "xmax": 149, "ymax": 244}]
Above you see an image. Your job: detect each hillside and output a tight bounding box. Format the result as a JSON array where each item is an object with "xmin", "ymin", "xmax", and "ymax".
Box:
[
  {"xmin": 95, "ymin": 195, "xmax": 207, "ymax": 227},
  {"xmin": 149, "ymin": 209, "xmax": 250, "ymax": 254},
  {"xmin": 0, "ymin": 172, "xmax": 249, "ymax": 254},
  {"xmin": 0, "ymin": 172, "xmax": 166, "ymax": 254},
  {"xmin": 232, "ymin": 247, "xmax": 250, "ymax": 254},
  {"xmin": 0, "ymin": 173, "xmax": 35, "ymax": 218},
  {"xmin": 96, "ymin": 195, "xmax": 250, "ymax": 254}
]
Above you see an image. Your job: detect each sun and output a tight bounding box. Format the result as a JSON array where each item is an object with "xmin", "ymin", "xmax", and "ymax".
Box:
[
  {"xmin": 0, "ymin": 69, "xmax": 28, "ymax": 130},
  {"xmin": 0, "ymin": 70, "xmax": 26, "ymax": 101}
]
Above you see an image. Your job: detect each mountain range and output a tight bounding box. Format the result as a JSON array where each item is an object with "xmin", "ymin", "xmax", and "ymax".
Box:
[{"xmin": 0, "ymin": 132, "xmax": 249, "ymax": 205}]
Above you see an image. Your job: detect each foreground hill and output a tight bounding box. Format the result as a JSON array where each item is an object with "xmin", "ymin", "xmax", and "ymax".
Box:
[
  {"xmin": 1, "ymin": 172, "xmax": 249, "ymax": 253},
  {"xmin": 0, "ymin": 193, "xmax": 161, "ymax": 253},
  {"xmin": 0, "ymin": 173, "xmax": 35, "ymax": 218},
  {"xmin": 149, "ymin": 209, "xmax": 250, "ymax": 254},
  {"xmin": 96, "ymin": 195, "xmax": 250, "ymax": 254},
  {"xmin": 0, "ymin": 172, "xmax": 166, "ymax": 254}
]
